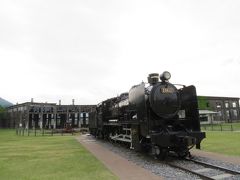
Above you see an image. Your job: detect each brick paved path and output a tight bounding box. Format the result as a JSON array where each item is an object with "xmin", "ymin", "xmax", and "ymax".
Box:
[{"xmin": 76, "ymin": 135, "xmax": 162, "ymax": 180}]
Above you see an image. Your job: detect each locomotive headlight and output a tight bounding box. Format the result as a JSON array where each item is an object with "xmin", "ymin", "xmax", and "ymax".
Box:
[{"xmin": 160, "ymin": 71, "xmax": 171, "ymax": 81}]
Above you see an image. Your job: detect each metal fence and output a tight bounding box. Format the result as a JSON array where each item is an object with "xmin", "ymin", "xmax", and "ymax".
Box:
[
  {"xmin": 16, "ymin": 128, "xmax": 88, "ymax": 136},
  {"xmin": 201, "ymin": 122, "xmax": 240, "ymax": 131}
]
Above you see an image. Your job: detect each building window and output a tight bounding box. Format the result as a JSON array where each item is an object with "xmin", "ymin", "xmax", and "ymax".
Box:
[
  {"xmin": 199, "ymin": 115, "xmax": 208, "ymax": 122},
  {"xmin": 233, "ymin": 110, "xmax": 238, "ymax": 117},
  {"xmin": 216, "ymin": 102, "xmax": 221, "ymax": 108},
  {"xmin": 232, "ymin": 102, "xmax": 237, "ymax": 108},
  {"xmin": 226, "ymin": 110, "xmax": 230, "ymax": 117},
  {"xmin": 225, "ymin": 102, "xmax": 229, "ymax": 108}
]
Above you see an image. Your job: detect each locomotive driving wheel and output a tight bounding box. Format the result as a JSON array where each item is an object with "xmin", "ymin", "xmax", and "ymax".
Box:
[
  {"xmin": 154, "ymin": 146, "xmax": 168, "ymax": 160},
  {"xmin": 158, "ymin": 148, "xmax": 168, "ymax": 160}
]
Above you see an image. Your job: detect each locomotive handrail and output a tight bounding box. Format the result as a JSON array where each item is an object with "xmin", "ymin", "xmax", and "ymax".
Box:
[{"xmin": 172, "ymin": 84, "xmax": 186, "ymax": 88}]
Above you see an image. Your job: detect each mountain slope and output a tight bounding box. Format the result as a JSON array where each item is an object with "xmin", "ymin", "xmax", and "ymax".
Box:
[{"xmin": 0, "ymin": 97, "xmax": 13, "ymax": 108}]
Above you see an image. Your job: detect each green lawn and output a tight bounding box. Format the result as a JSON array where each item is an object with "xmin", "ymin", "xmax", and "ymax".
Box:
[
  {"xmin": 0, "ymin": 130, "xmax": 117, "ymax": 180},
  {"xmin": 201, "ymin": 131, "xmax": 240, "ymax": 156}
]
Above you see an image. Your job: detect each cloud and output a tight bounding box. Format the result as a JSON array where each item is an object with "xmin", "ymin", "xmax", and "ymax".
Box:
[{"xmin": 1, "ymin": 0, "xmax": 240, "ymax": 104}]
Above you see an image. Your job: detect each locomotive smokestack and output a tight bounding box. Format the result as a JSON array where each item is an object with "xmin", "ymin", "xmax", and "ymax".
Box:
[
  {"xmin": 72, "ymin": 99, "xmax": 75, "ymax": 105},
  {"xmin": 59, "ymin": 100, "xmax": 61, "ymax": 105},
  {"xmin": 148, "ymin": 73, "xmax": 159, "ymax": 85}
]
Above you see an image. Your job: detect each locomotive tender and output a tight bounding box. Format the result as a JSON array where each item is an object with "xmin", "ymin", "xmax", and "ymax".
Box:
[{"xmin": 89, "ymin": 72, "xmax": 205, "ymax": 158}]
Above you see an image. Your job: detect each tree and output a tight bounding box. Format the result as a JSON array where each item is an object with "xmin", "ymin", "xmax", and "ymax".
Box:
[
  {"xmin": 0, "ymin": 106, "xmax": 6, "ymax": 113},
  {"xmin": 0, "ymin": 106, "xmax": 6, "ymax": 127},
  {"xmin": 197, "ymin": 96, "xmax": 212, "ymax": 110}
]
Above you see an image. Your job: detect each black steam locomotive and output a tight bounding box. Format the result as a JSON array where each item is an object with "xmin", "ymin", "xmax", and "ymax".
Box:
[{"xmin": 89, "ymin": 72, "xmax": 205, "ymax": 158}]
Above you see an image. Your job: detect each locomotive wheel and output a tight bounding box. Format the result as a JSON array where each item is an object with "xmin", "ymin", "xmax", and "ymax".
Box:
[
  {"xmin": 157, "ymin": 148, "xmax": 168, "ymax": 160},
  {"xmin": 159, "ymin": 148, "xmax": 168, "ymax": 160},
  {"xmin": 97, "ymin": 130, "xmax": 104, "ymax": 139}
]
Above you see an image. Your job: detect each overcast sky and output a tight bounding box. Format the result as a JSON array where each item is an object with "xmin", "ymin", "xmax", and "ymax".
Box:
[{"xmin": 1, "ymin": 0, "xmax": 240, "ymax": 105}]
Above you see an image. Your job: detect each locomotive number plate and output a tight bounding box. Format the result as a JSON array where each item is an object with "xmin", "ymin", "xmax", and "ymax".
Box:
[{"xmin": 160, "ymin": 87, "xmax": 174, "ymax": 94}]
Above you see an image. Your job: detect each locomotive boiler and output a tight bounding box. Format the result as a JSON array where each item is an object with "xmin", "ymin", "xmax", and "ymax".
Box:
[{"xmin": 89, "ymin": 72, "xmax": 205, "ymax": 158}]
